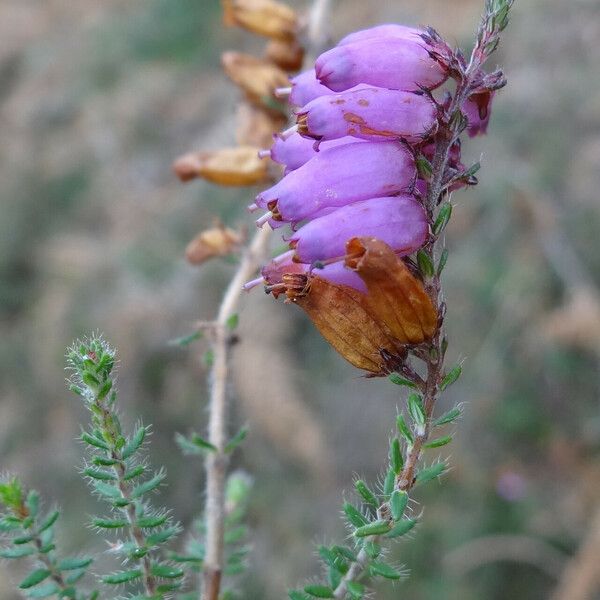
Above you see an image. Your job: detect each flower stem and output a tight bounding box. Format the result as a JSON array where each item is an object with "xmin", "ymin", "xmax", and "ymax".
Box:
[{"xmin": 201, "ymin": 226, "xmax": 271, "ymax": 600}]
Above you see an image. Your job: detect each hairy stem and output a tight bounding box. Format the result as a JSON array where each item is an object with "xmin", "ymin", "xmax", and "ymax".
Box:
[
  {"xmin": 96, "ymin": 403, "xmax": 157, "ymax": 596},
  {"xmin": 201, "ymin": 226, "xmax": 271, "ymax": 600}
]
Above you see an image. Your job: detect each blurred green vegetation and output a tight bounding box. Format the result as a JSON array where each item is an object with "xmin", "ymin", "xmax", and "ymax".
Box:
[{"xmin": 1, "ymin": 0, "xmax": 599, "ymax": 599}]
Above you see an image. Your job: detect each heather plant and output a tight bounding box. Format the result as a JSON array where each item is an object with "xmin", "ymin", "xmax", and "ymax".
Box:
[{"xmin": 1, "ymin": 0, "xmax": 516, "ymax": 599}]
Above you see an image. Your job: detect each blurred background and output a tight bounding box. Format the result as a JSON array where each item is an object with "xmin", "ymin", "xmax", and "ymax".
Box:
[{"xmin": 1, "ymin": 0, "xmax": 599, "ymax": 598}]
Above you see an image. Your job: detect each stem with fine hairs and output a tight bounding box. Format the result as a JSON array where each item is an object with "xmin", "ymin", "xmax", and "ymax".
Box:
[
  {"xmin": 200, "ymin": 3, "xmax": 334, "ymax": 598},
  {"xmin": 201, "ymin": 226, "xmax": 271, "ymax": 600}
]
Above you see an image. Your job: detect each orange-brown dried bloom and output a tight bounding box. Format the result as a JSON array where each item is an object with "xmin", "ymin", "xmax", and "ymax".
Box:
[
  {"xmin": 185, "ymin": 226, "xmax": 243, "ymax": 265},
  {"xmin": 346, "ymin": 237, "xmax": 437, "ymax": 344},
  {"xmin": 222, "ymin": 0, "xmax": 298, "ymax": 41},
  {"xmin": 265, "ymin": 38, "xmax": 305, "ymax": 72},
  {"xmin": 236, "ymin": 103, "xmax": 287, "ymax": 149},
  {"xmin": 173, "ymin": 146, "xmax": 271, "ymax": 186},
  {"xmin": 222, "ymin": 52, "xmax": 290, "ymax": 106},
  {"xmin": 283, "ymin": 274, "xmax": 406, "ymax": 375}
]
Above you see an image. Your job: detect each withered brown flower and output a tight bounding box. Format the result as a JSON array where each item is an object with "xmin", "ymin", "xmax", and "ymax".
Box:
[
  {"xmin": 283, "ymin": 274, "xmax": 406, "ymax": 375},
  {"xmin": 221, "ymin": 52, "xmax": 290, "ymax": 106},
  {"xmin": 273, "ymin": 239, "xmax": 438, "ymax": 375},
  {"xmin": 185, "ymin": 226, "xmax": 243, "ymax": 265},
  {"xmin": 222, "ymin": 0, "xmax": 298, "ymax": 41},
  {"xmin": 265, "ymin": 38, "xmax": 305, "ymax": 72},
  {"xmin": 173, "ymin": 146, "xmax": 271, "ymax": 186},
  {"xmin": 345, "ymin": 237, "xmax": 437, "ymax": 344}
]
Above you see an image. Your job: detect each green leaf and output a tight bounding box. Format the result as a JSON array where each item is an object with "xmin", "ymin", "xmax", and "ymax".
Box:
[
  {"xmin": 437, "ymin": 247, "xmax": 449, "ymax": 276},
  {"xmin": 0, "ymin": 546, "xmax": 35, "ymax": 558},
  {"xmin": 84, "ymin": 467, "xmax": 116, "ymax": 481},
  {"xmin": 58, "ymin": 557, "xmax": 93, "ymax": 571},
  {"xmin": 81, "ymin": 432, "xmax": 109, "ymax": 451},
  {"xmin": 369, "ymin": 561, "xmax": 404, "ymax": 579},
  {"xmin": 64, "ymin": 570, "xmax": 86, "ymax": 585},
  {"xmin": 151, "ymin": 564, "xmax": 184, "ymax": 579},
  {"xmin": 415, "ymin": 463, "xmax": 446, "ymax": 485},
  {"xmin": 174, "ymin": 432, "xmax": 203, "ymax": 455},
  {"xmin": 354, "ymin": 520, "xmax": 391, "ymax": 538},
  {"xmin": 19, "ymin": 569, "xmax": 51, "ymax": 589},
  {"xmin": 102, "ymin": 569, "xmax": 143, "ymax": 585},
  {"xmin": 146, "ymin": 527, "xmax": 179, "ymax": 546},
  {"xmin": 424, "ymin": 435, "xmax": 453, "ymax": 449},
  {"xmin": 124, "ymin": 465, "xmax": 145, "ymax": 481},
  {"xmin": 191, "ymin": 434, "xmax": 217, "ymax": 452},
  {"xmin": 26, "ymin": 490, "xmax": 40, "ymax": 518},
  {"xmin": 382, "ymin": 468, "xmax": 395, "ymax": 497},
  {"xmin": 0, "ymin": 478, "xmax": 23, "ymax": 510},
  {"xmin": 364, "ymin": 541, "xmax": 381, "ymax": 559},
  {"xmin": 343, "ymin": 503, "xmax": 368, "ymax": 528},
  {"xmin": 168, "ymin": 330, "xmax": 203, "ymax": 347},
  {"xmin": 38, "ymin": 510, "xmax": 59, "ymax": 533},
  {"xmin": 331, "ymin": 545, "xmax": 356, "ymax": 563},
  {"xmin": 131, "ymin": 471, "xmax": 166, "ymax": 498},
  {"xmin": 25, "ymin": 583, "xmax": 61, "ymax": 598},
  {"xmin": 226, "ymin": 313, "xmax": 239, "ymax": 330},
  {"xmin": 122, "ymin": 426, "xmax": 147, "ymax": 460},
  {"xmin": 417, "ymin": 250, "xmax": 435, "ymax": 278},
  {"xmin": 13, "ymin": 534, "xmax": 34, "ymax": 545},
  {"xmin": 433, "ymin": 405, "xmax": 462, "ymax": 427},
  {"xmin": 92, "ymin": 456, "xmax": 118, "ymax": 467},
  {"xmin": 433, "ymin": 202, "xmax": 453, "ymax": 235},
  {"xmin": 93, "ymin": 517, "xmax": 129, "ymax": 529},
  {"xmin": 390, "ymin": 438, "xmax": 403, "ymax": 475},
  {"xmin": 137, "ymin": 514, "xmax": 168, "ymax": 528},
  {"xmin": 346, "ymin": 581, "xmax": 365, "ymax": 599},
  {"xmin": 440, "ymin": 365, "xmax": 462, "ymax": 390},
  {"xmin": 354, "ymin": 480, "xmax": 378, "ymax": 508},
  {"xmin": 390, "ymin": 491, "xmax": 409, "ymax": 521},
  {"xmin": 92, "ymin": 481, "xmax": 122, "ymax": 500},
  {"xmin": 416, "ymin": 156, "xmax": 433, "ymax": 180},
  {"xmin": 224, "ymin": 426, "xmax": 248, "ymax": 454},
  {"xmin": 407, "ymin": 393, "xmax": 426, "ymax": 427},
  {"xmin": 303, "ymin": 584, "xmax": 334, "ymax": 598},
  {"xmin": 288, "ymin": 591, "xmax": 311, "ymax": 600},
  {"xmin": 386, "ymin": 519, "xmax": 417, "ymax": 538},
  {"xmin": 396, "ymin": 415, "xmax": 414, "ymax": 444},
  {"xmin": 388, "ymin": 373, "xmax": 417, "ymax": 388}
]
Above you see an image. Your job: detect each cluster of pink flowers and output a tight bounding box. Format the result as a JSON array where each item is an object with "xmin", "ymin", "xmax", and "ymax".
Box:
[{"xmin": 246, "ymin": 24, "xmax": 493, "ymax": 294}]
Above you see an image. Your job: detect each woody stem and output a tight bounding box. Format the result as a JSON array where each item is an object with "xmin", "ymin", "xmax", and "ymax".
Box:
[{"xmin": 201, "ymin": 226, "xmax": 271, "ymax": 600}]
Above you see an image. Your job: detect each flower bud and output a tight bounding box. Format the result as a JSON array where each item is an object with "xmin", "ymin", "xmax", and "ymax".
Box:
[
  {"xmin": 463, "ymin": 89, "xmax": 494, "ymax": 137},
  {"xmin": 185, "ymin": 226, "xmax": 243, "ymax": 265},
  {"xmin": 315, "ymin": 37, "xmax": 447, "ymax": 92},
  {"xmin": 283, "ymin": 274, "xmax": 405, "ymax": 374},
  {"xmin": 288, "ymin": 69, "xmax": 335, "ymax": 107},
  {"xmin": 337, "ymin": 24, "xmax": 424, "ymax": 46},
  {"xmin": 296, "ymin": 86, "xmax": 437, "ymax": 142},
  {"xmin": 236, "ymin": 103, "xmax": 287, "ymax": 148},
  {"xmin": 289, "ymin": 196, "xmax": 428, "ymax": 263},
  {"xmin": 173, "ymin": 146, "xmax": 270, "ymax": 186},
  {"xmin": 267, "ymin": 132, "xmax": 363, "ymax": 172},
  {"xmin": 222, "ymin": 52, "xmax": 290, "ymax": 105},
  {"xmin": 265, "ymin": 38, "xmax": 305, "ymax": 72},
  {"xmin": 345, "ymin": 237, "xmax": 437, "ymax": 344},
  {"xmin": 254, "ymin": 140, "xmax": 416, "ymax": 225},
  {"xmin": 222, "ymin": 0, "xmax": 298, "ymax": 40}
]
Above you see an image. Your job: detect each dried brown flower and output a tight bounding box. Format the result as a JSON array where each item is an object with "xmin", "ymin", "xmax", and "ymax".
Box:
[
  {"xmin": 173, "ymin": 146, "xmax": 271, "ymax": 186},
  {"xmin": 222, "ymin": 0, "xmax": 298, "ymax": 40},
  {"xmin": 283, "ymin": 274, "xmax": 406, "ymax": 374},
  {"xmin": 222, "ymin": 51, "xmax": 290, "ymax": 106},
  {"xmin": 185, "ymin": 226, "xmax": 243, "ymax": 265},
  {"xmin": 265, "ymin": 38, "xmax": 305, "ymax": 72},
  {"xmin": 346, "ymin": 237, "xmax": 437, "ymax": 344},
  {"xmin": 236, "ymin": 103, "xmax": 287, "ymax": 148}
]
